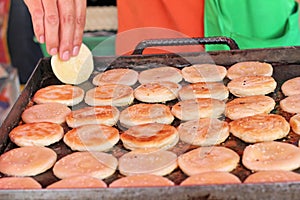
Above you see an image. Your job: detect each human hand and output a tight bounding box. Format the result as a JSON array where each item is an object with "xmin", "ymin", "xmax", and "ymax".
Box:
[{"xmin": 24, "ymin": 0, "xmax": 86, "ymax": 61}]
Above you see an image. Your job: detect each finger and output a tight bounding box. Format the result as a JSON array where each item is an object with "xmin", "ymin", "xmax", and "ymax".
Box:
[
  {"xmin": 57, "ymin": 0, "xmax": 76, "ymax": 61},
  {"xmin": 24, "ymin": 0, "xmax": 45, "ymax": 43},
  {"xmin": 72, "ymin": 0, "xmax": 87, "ymax": 56},
  {"xmin": 42, "ymin": 0, "xmax": 59, "ymax": 56}
]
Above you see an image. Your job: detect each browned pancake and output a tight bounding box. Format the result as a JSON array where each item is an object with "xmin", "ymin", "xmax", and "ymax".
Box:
[
  {"xmin": 180, "ymin": 172, "xmax": 241, "ymax": 185},
  {"xmin": 93, "ymin": 68, "xmax": 139, "ymax": 86},
  {"xmin": 47, "ymin": 175, "xmax": 107, "ymax": 188},
  {"xmin": 0, "ymin": 177, "xmax": 42, "ymax": 189},
  {"xmin": 138, "ymin": 66, "xmax": 182, "ymax": 84},
  {"xmin": 281, "ymin": 77, "xmax": 300, "ymax": 96}
]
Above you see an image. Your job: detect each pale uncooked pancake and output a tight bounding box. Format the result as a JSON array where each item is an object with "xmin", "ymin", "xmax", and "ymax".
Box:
[
  {"xmin": 225, "ymin": 95, "xmax": 275, "ymax": 120},
  {"xmin": 53, "ymin": 151, "xmax": 118, "ymax": 179},
  {"xmin": 119, "ymin": 103, "xmax": 174, "ymax": 128},
  {"xmin": 138, "ymin": 66, "xmax": 182, "ymax": 84},
  {"xmin": 229, "ymin": 114, "xmax": 290, "ymax": 143},
  {"xmin": 0, "ymin": 146, "xmax": 57, "ymax": 176},
  {"xmin": 84, "ymin": 84, "xmax": 134, "ymax": 107},
  {"xmin": 178, "ymin": 82, "xmax": 229, "ymax": 101},
  {"xmin": 120, "ymin": 123, "xmax": 179, "ymax": 150},
  {"xmin": 227, "ymin": 61, "xmax": 273, "ymax": 80},
  {"xmin": 0, "ymin": 177, "xmax": 42, "ymax": 189},
  {"xmin": 109, "ymin": 174, "xmax": 174, "ymax": 188},
  {"xmin": 242, "ymin": 141, "xmax": 300, "ymax": 171},
  {"xmin": 33, "ymin": 85, "xmax": 84, "ymax": 106},
  {"xmin": 281, "ymin": 77, "xmax": 300, "ymax": 96},
  {"xmin": 177, "ymin": 118, "xmax": 229, "ymax": 146},
  {"xmin": 92, "ymin": 68, "xmax": 139, "ymax": 86},
  {"xmin": 227, "ymin": 76, "xmax": 277, "ymax": 97},
  {"xmin": 178, "ymin": 146, "xmax": 240, "ymax": 176},
  {"xmin": 180, "ymin": 171, "xmax": 241, "ymax": 186},
  {"xmin": 244, "ymin": 170, "xmax": 300, "ymax": 183},
  {"xmin": 21, "ymin": 102, "xmax": 71, "ymax": 124},
  {"xmin": 63, "ymin": 124, "xmax": 119, "ymax": 151},
  {"xmin": 290, "ymin": 114, "xmax": 300, "ymax": 135},
  {"xmin": 134, "ymin": 81, "xmax": 181, "ymax": 103},
  {"xmin": 66, "ymin": 105, "xmax": 120, "ymax": 128},
  {"xmin": 51, "ymin": 43, "xmax": 93, "ymax": 85},
  {"xmin": 171, "ymin": 98, "xmax": 225, "ymax": 121},
  {"xmin": 280, "ymin": 94, "xmax": 300, "ymax": 114},
  {"xmin": 118, "ymin": 149, "xmax": 178, "ymax": 176},
  {"xmin": 47, "ymin": 175, "xmax": 107, "ymax": 189},
  {"xmin": 181, "ymin": 64, "xmax": 227, "ymax": 83},
  {"xmin": 9, "ymin": 122, "xmax": 64, "ymax": 147}
]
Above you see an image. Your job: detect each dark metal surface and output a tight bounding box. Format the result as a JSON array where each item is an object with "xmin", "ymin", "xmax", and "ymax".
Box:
[{"xmin": 1, "ymin": 46, "xmax": 300, "ymax": 199}]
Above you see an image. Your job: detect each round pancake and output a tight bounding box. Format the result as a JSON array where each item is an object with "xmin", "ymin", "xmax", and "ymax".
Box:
[
  {"xmin": 281, "ymin": 77, "xmax": 300, "ymax": 96},
  {"xmin": 118, "ymin": 149, "xmax": 177, "ymax": 176},
  {"xmin": 178, "ymin": 82, "xmax": 229, "ymax": 101},
  {"xmin": 53, "ymin": 151, "xmax": 118, "ymax": 179},
  {"xmin": 109, "ymin": 174, "xmax": 174, "ymax": 188},
  {"xmin": 0, "ymin": 177, "xmax": 42, "ymax": 189},
  {"xmin": 21, "ymin": 102, "xmax": 71, "ymax": 124},
  {"xmin": 244, "ymin": 170, "xmax": 300, "ymax": 183},
  {"xmin": 290, "ymin": 114, "xmax": 300, "ymax": 135},
  {"xmin": 47, "ymin": 175, "xmax": 107, "ymax": 189},
  {"xmin": 180, "ymin": 171, "xmax": 241, "ymax": 186},
  {"xmin": 171, "ymin": 98, "xmax": 225, "ymax": 121},
  {"xmin": 227, "ymin": 61, "xmax": 273, "ymax": 80},
  {"xmin": 229, "ymin": 114, "xmax": 290, "ymax": 143},
  {"xmin": 134, "ymin": 81, "xmax": 181, "ymax": 103},
  {"xmin": 51, "ymin": 43, "xmax": 93, "ymax": 85},
  {"xmin": 225, "ymin": 95, "xmax": 276, "ymax": 120},
  {"xmin": 119, "ymin": 103, "xmax": 174, "ymax": 128},
  {"xmin": 66, "ymin": 105, "xmax": 120, "ymax": 128},
  {"xmin": 138, "ymin": 66, "xmax": 182, "ymax": 84},
  {"xmin": 280, "ymin": 94, "xmax": 300, "ymax": 114},
  {"xmin": 177, "ymin": 118, "xmax": 229, "ymax": 146},
  {"xmin": 0, "ymin": 146, "xmax": 57, "ymax": 176},
  {"xmin": 242, "ymin": 141, "xmax": 300, "ymax": 171},
  {"xmin": 181, "ymin": 64, "xmax": 227, "ymax": 83},
  {"xmin": 33, "ymin": 85, "xmax": 84, "ymax": 106},
  {"xmin": 120, "ymin": 123, "xmax": 179, "ymax": 150},
  {"xmin": 63, "ymin": 124, "xmax": 119, "ymax": 151},
  {"xmin": 9, "ymin": 122, "xmax": 64, "ymax": 147},
  {"xmin": 93, "ymin": 68, "xmax": 139, "ymax": 86},
  {"xmin": 85, "ymin": 84, "xmax": 134, "ymax": 107},
  {"xmin": 227, "ymin": 76, "xmax": 277, "ymax": 97},
  {"xmin": 178, "ymin": 146, "xmax": 240, "ymax": 176}
]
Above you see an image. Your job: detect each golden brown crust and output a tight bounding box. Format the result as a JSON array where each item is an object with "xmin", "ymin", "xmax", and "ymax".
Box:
[
  {"xmin": 109, "ymin": 174, "xmax": 174, "ymax": 188},
  {"xmin": 120, "ymin": 123, "xmax": 179, "ymax": 150},
  {"xmin": 242, "ymin": 141, "xmax": 300, "ymax": 171},
  {"xmin": 119, "ymin": 103, "xmax": 174, "ymax": 128},
  {"xmin": 33, "ymin": 85, "xmax": 84, "ymax": 106},
  {"xmin": 64, "ymin": 124, "xmax": 119, "ymax": 151},
  {"xmin": 281, "ymin": 77, "xmax": 300, "ymax": 96},
  {"xmin": 171, "ymin": 98, "xmax": 225, "ymax": 121},
  {"xmin": 9, "ymin": 122, "xmax": 64, "ymax": 147},
  {"xmin": 66, "ymin": 105, "xmax": 120, "ymax": 128},
  {"xmin": 227, "ymin": 76, "xmax": 277, "ymax": 97},
  {"xmin": 178, "ymin": 82, "xmax": 229, "ymax": 101},
  {"xmin": 244, "ymin": 171, "xmax": 300, "ymax": 183},
  {"xmin": 280, "ymin": 94, "xmax": 300, "ymax": 114},
  {"xmin": 227, "ymin": 61, "xmax": 273, "ymax": 80},
  {"xmin": 0, "ymin": 146, "xmax": 57, "ymax": 176},
  {"xmin": 93, "ymin": 68, "xmax": 139, "ymax": 86},
  {"xmin": 181, "ymin": 64, "xmax": 227, "ymax": 83},
  {"xmin": 134, "ymin": 81, "xmax": 181, "ymax": 103},
  {"xmin": 225, "ymin": 95, "xmax": 276, "ymax": 120},
  {"xmin": 290, "ymin": 114, "xmax": 300, "ymax": 135},
  {"xmin": 21, "ymin": 103, "xmax": 71, "ymax": 124},
  {"xmin": 138, "ymin": 66, "xmax": 182, "ymax": 84},
  {"xmin": 85, "ymin": 84, "xmax": 134, "ymax": 107},
  {"xmin": 0, "ymin": 177, "xmax": 42, "ymax": 189},
  {"xmin": 229, "ymin": 114, "xmax": 290, "ymax": 143}
]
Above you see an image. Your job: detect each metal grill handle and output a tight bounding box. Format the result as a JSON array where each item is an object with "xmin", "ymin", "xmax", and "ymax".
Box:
[{"xmin": 132, "ymin": 37, "xmax": 239, "ymax": 55}]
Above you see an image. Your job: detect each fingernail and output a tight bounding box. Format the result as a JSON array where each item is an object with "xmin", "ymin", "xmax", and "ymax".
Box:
[
  {"xmin": 72, "ymin": 46, "xmax": 79, "ymax": 56},
  {"xmin": 62, "ymin": 51, "xmax": 70, "ymax": 60},
  {"xmin": 50, "ymin": 48, "xmax": 58, "ymax": 55},
  {"xmin": 39, "ymin": 35, "xmax": 45, "ymax": 43}
]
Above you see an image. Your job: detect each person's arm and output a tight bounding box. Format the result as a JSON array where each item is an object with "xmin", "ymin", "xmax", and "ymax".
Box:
[{"xmin": 24, "ymin": 0, "xmax": 86, "ymax": 61}]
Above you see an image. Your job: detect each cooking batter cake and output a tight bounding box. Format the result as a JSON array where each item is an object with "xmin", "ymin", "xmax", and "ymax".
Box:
[
  {"xmin": 281, "ymin": 77, "xmax": 300, "ymax": 96},
  {"xmin": 138, "ymin": 66, "xmax": 182, "ymax": 84},
  {"xmin": 244, "ymin": 170, "xmax": 300, "ymax": 183},
  {"xmin": 93, "ymin": 68, "xmax": 139, "ymax": 86},
  {"xmin": 280, "ymin": 94, "xmax": 300, "ymax": 114},
  {"xmin": 0, "ymin": 177, "xmax": 42, "ymax": 189},
  {"xmin": 47, "ymin": 175, "xmax": 107, "ymax": 188}
]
